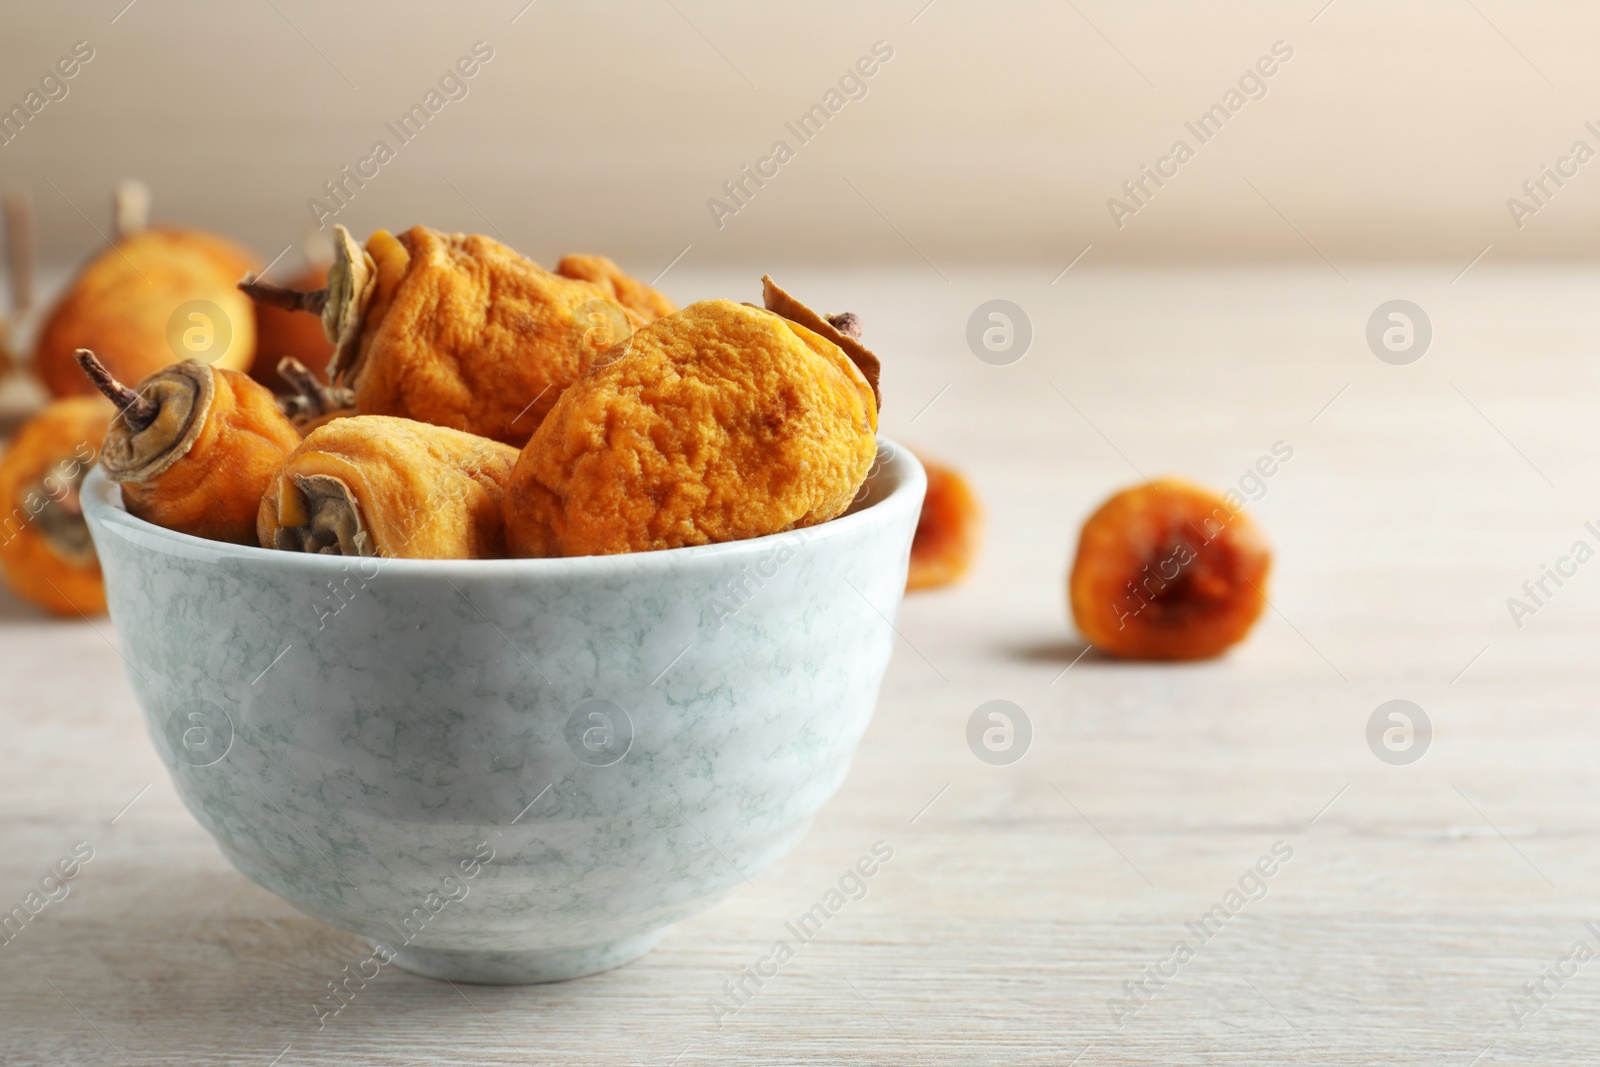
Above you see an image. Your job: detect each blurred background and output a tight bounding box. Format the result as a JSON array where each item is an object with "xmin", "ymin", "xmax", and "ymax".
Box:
[
  {"xmin": 12, "ymin": 7, "xmax": 1600, "ymax": 1061},
  {"xmin": 3, "ymin": 0, "xmax": 1596, "ymax": 271}
]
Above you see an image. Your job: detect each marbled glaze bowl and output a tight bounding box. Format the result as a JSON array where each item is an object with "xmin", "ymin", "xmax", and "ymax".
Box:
[{"xmin": 82, "ymin": 440, "xmax": 923, "ymax": 984}]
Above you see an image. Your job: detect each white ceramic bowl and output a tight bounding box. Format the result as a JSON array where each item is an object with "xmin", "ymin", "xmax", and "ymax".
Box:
[{"xmin": 81, "ymin": 440, "xmax": 923, "ymax": 984}]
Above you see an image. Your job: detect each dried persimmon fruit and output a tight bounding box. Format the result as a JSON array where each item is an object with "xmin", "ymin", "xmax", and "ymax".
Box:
[
  {"xmin": 503, "ymin": 293, "xmax": 878, "ymax": 558},
  {"xmin": 258, "ymin": 415, "xmax": 518, "ymax": 560},
  {"xmin": 906, "ymin": 451, "xmax": 981, "ymax": 591},
  {"xmin": 78, "ymin": 349, "xmax": 301, "ymax": 545},
  {"xmin": 0, "ymin": 395, "xmax": 114, "ymax": 615},
  {"xmin": 36, "ymin": 220, "xmax": 258, "ymax": 398},
  {"xmin": 1069, "ymin": 478, "xmax": 1270, "ymax": 660},
  {"xmin": 555, "ymin": 254, "xmax": 678, "ymax": 323},
  {"xmin": 240, "ymin": 225, "xmax": 645, "ymax": 446}
]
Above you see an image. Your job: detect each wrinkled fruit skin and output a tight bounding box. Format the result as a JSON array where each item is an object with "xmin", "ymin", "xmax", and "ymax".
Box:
[
  {"xmin": 258, "ymin": 415, "xmax": 518, "ymax": 559},
  {"xmin": 555, "ymin": 254, "xmax": 678, "ymax": 323},
  {"xmin": 504, "ymin": 299, "xmax": 878, "ymax": 558},
  {"xmin": 36, "ymin": 228, "xmax": 258, "ymax": 398},
  {"xmin": 122, "ymin": 367, "xmax": 301, "ymax": 545},
  {"xmin": 251, "ymin": 262, "xmax": 334, "ymax": 392},
  {"xmin": 906, "ymin": 452, "xmax": 981, "ymax": 591},
  {"xmin": 348, "ymin": 227, "xmax": 643, "ymax": 447},
  {"xmin": 0, "ymin": 396, "xmax": 115, "ymax": 615},
  {"xmin": 1069, "ymin": 479, "xmax": 1271, "ymax": 660}
]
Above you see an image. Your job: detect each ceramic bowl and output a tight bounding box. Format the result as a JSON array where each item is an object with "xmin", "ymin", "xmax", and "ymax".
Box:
[{"xmin": 81, "ymin": 440, "xmax": 923, "ymax": 984}]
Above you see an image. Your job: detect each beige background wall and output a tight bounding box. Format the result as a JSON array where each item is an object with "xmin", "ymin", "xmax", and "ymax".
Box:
[{"xmin": 1, "ymin": 1, "xmax": 1597, "ymax": 272}]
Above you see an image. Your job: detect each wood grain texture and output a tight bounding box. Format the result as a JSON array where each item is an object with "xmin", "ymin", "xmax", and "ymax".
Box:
[{"xmin": 2, "ymin": 265, "xmax": 1598, "ymax": 1064}]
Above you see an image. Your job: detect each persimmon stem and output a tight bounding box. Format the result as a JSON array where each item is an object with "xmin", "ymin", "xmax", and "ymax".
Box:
[
  {"xmin": 238, "ymin": 273, "xmax": 329, "ymax": 315},
  {"xmin": 277, "ymin": 358, "xmax": 324, "ymax": 413},
  {"xmin": 75, "ymin": 348, "xmax": 157, "ymax": 431},
  {"xmin": 276, "ymin": 356, "xmax": 351, "ymax": 419},
  {"xmin": 827, "ymin": 312, "xmax": 863, "ymax": 340},
  {"xmin": 113, "ymin": 180, "xmax": 150, "ymax": 240}
]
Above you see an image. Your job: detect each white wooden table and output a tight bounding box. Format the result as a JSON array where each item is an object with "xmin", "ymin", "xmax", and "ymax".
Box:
[{"xmin": 3, "ymin": 265, "xmax": 1596, "ymax": 1065}]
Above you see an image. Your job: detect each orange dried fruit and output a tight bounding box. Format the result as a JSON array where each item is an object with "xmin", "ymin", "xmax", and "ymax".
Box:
[
  {"xmin": 78, "ymin": 349, "xmax": 302, "ymax": 545},
  {"xmin": 258, "ymin": 415, "xmax": 518, "ymax": 559},
  {"xmin": 555, "ymin": 253, "xmax": 678, "ymax": 323},
  {"xmin": 0, "ymin": 395, "xmax": 114, "ymax": 615},
  {"xmin": 36, "ymin": 190, "xmax": 258, "ymax": 397},
  {"xmin": 240, "ymin": 225, "xmax": 645, "ymax": 446},
  {"xmin": 503, "ymin": 285, "xmax": 879, "ymax": 558},
  {"xmin": 906, "ymin": 451, "xmax": 981, "ymax": 591},
  {"xmin": 1069, "ymin": 478, "xmax": 1270, "ymax": 660}
]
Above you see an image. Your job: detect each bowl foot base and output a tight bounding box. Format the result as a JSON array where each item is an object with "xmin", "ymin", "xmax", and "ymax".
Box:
[{"xmin": 379, "ymin": 927, "xmax": 671, "ymax": 984}]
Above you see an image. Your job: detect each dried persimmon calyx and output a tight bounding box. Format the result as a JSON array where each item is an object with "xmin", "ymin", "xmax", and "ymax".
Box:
[
  {"xmin": 826, "ymin": 311, "xmax": 863, "ymax": 339},
  {"xmin": 84, "ymin": 352, "xmax": 213, "ymax": 483},
  {"xmin": 274, "ymin": 474, "xmax": 375, "ymax": 556},
  {"xmin": 760, "ymin": 274, "xmax": 881, "ymax": 410},
  {"xmin": 276, "ymin": 357, "xmax": 355, "ymax": 427},
  {"xmin": 321, "ymin": 224, "xmax": 377, "ymax": 377},
  {"xmin": 236, "ymin": 223, "xmax": 377, "ymax": 384}
]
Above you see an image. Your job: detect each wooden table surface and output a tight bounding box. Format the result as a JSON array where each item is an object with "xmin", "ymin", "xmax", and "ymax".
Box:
[{"xmin": 3, "ymin": 264, "xmax": 1597, "ymax": 1065}]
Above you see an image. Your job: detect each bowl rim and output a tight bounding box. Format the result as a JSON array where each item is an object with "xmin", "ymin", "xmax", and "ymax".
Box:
[{"xmin": 82, "ymin": 435, "xmax": 926, "ymax": 576}]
